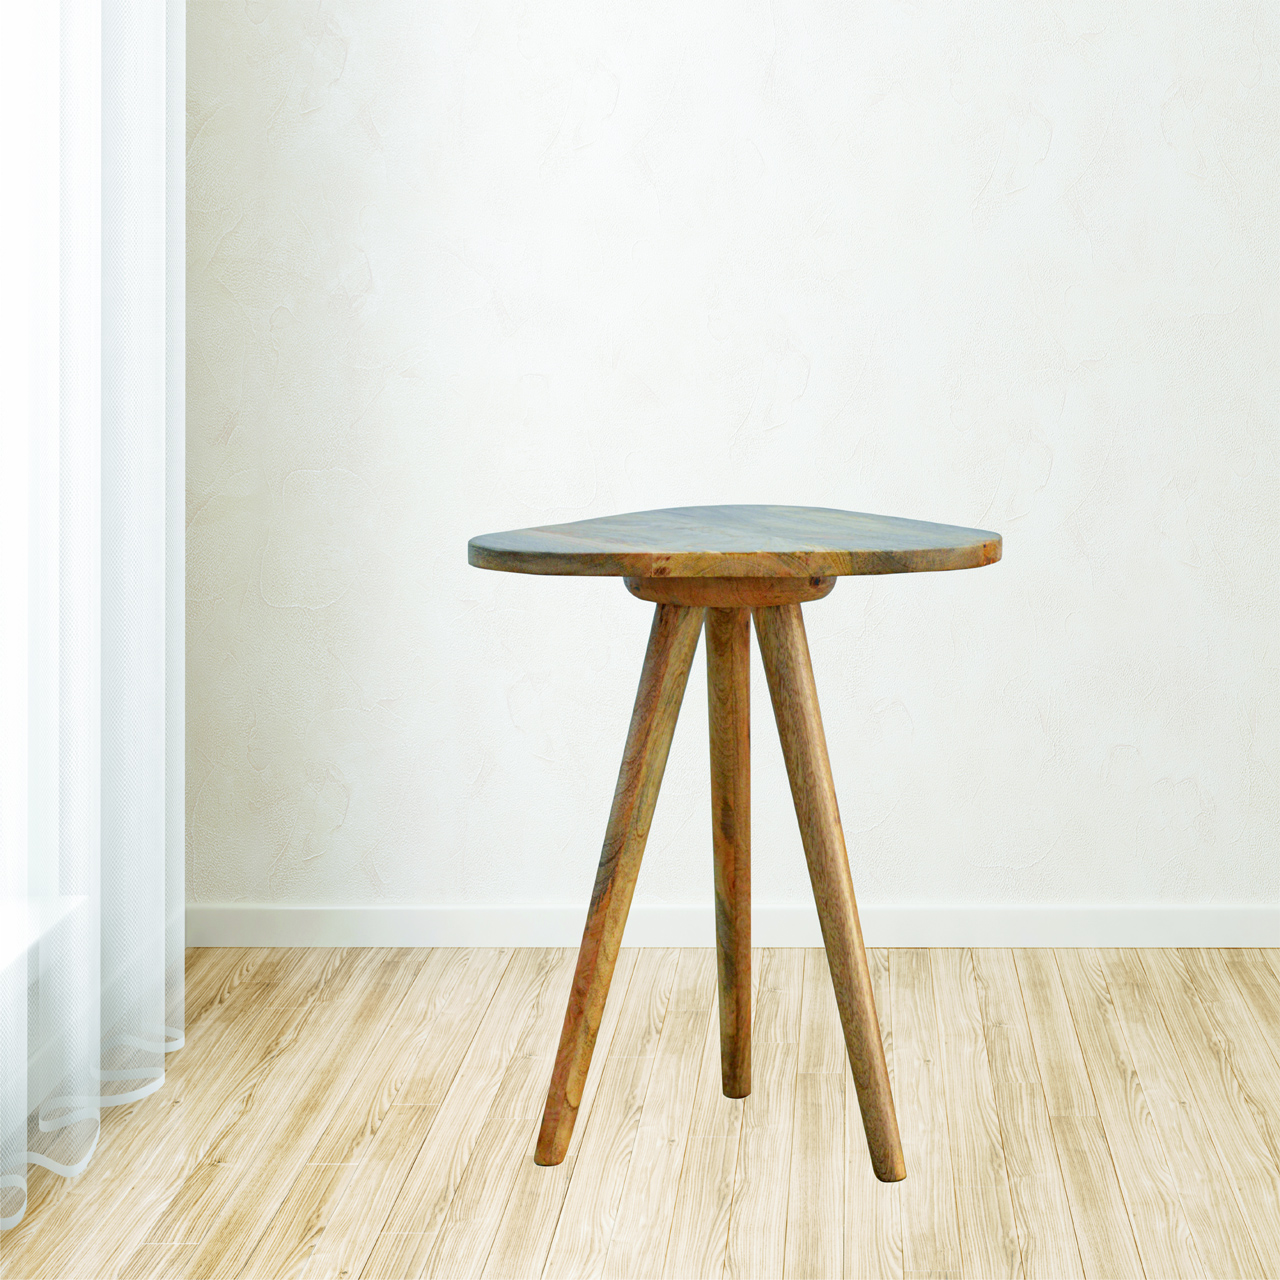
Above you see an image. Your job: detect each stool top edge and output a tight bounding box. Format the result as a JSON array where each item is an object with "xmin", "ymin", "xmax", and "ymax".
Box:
[{"xmin": 468, "ymin": 504, "xmax": 1002, "ymax": 578}]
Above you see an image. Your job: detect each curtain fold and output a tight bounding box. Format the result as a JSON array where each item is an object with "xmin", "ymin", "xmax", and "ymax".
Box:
[{"xmin": 0, "ymin": 0, "xmax": 183, "ymax": 1232}]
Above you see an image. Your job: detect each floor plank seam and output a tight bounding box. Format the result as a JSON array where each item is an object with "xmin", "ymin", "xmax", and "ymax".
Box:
[
  {"xmin": 1134, "ymin": 949, "xmax": 1280, "ymax": 1277},
  {"xmin": 321, "ymin": 950, "xmax": 520, "ymax": 1280},
  {"xmin": 709, "ymin": 1077, "xmax": 749, "ymax": 1280},
  {"xmin": 1051, "ymin": 948, "xmax": 1155, "ymax": 1279},
  {"xmin": 8, "ymin": 948, "xmax": 1280, "ymax": 1280},
  {"xmin": 1216, "ymin": 949, "xmax": 1280, "ymax": 1086},
  {"xmin": 1007, "ymin": 949, "xmax": 1090, "ymax": 1280},
  {"xmin": 223, "ymin": 951, "xmax": 439, "ymax": 1280},
  {"xmin": 537, "ymin": 948, "xmax": 650, "ymax": 1280},
  {"xmin": 1094, "ymin": 950, "xmax": 1218, "ymax": 1280}
]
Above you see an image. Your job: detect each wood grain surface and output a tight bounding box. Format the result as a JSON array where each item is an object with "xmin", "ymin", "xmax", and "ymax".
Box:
[
  {"xmin": 480, "ymin": 950, "xmax": 639, "ymax": 1280},
  {"xmin": 1054, "ymin": 948, "xmax": 1202, "ymax": 1279},
  {"xmin": 931, "ymin": 949, "xmax": 1021, "ymax": 1280},
  {"xmin": 661, "ymin": 980, "xmax": 749, "ymax": 1280},
  {"xmin": 893, "ymin": 948, "xmax": 961, "ymax": 1277},
  {"xmin": 469, "ymin": 505, "xmax": 1002, "ymax": 578},
  {"xmin": 626, "ymin": 575, "xmax": 836, "ymax": 606},
  {"xmin": 754, "ymin": 602, "xmax": 905, "ymax": 1183},
  {"xmin": 1012, "ymin": 950, "xmax": 1145, "ymax": 1279},
  {"xmin": 1098, "ymin": 948, "xmax": 1272, "ymax": 1280},
  {"xmin": 541, "ymin": 949, "xmax": 680, "ymax": 1280},
  {"xmin": 706, "ymin": 607, "xmax": 752, "ymax": 1100},
  {"xmin": 844, "ymin": 947, "xmax": 902, "ymax": 1279},
  {"xmin": 723, "ymin": 950, "xmax": 803, "ymax": 1280},
  {"xmin": 1132, "ymin": 949, "xmax": 1280, "ymax": 1275},
  {"xmin": 7, "ymin": 946, "xmax": 1280, "ymax": 1280},
  {"xmin": 969, "ymin": 949, "xmax": 1083, "ymax": 1280},
  {"xmin": 787, "ymin": 951, "xmax": 847, "ymax": 1279},
  {"xmin": 601, "ymin": 955, "xmax": 713, "ymax": 1279},
  {"xmin": 535, "ymin": 604, "xmax": 704, "ymax": 1166}
]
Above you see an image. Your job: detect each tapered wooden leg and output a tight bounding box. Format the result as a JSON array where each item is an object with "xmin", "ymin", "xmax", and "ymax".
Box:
[
  {"xmin": 535, "ymin": 603, "xmax": 705, "ymax": 1166},
  {"xmin": 707, "ymin": 607, "xmax": 751, "ymax": 1098},
  {"xmin": 754, "ymin": 603, "xmax": 906, "ymax": 1182}
]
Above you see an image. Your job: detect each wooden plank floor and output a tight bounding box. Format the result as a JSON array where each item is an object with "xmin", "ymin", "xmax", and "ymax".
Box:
[{"xmin": 3, "ymin": 947, "xmax": 1279, "ymax": 1280}]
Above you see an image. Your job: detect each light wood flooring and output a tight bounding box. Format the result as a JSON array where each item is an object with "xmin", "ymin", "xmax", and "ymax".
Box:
[{"xmin": 3, "ymin": 946, "xmax": 1280, "ymax": 1279}]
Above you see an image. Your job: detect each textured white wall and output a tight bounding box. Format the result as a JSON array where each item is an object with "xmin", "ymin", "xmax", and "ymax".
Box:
[{"xmin": 188, "ymin": 0, "xmax": 1279, "ymax": 919}]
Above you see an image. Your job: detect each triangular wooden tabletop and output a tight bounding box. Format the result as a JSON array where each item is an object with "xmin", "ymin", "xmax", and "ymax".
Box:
[{"xmin": 468, "ymin": 505, "xmax": 1001, "ymax": 578}]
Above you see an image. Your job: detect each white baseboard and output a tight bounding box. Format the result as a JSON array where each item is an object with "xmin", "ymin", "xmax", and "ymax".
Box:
[{"xmin": 185, "ymin": 902, "xmax": 1278, "ymax": 949}]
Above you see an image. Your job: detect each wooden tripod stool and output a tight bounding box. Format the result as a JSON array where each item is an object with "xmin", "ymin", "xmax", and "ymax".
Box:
[{"xmin": 469, "ymin": 505, "xmax": 1001, "ymax": 1182}]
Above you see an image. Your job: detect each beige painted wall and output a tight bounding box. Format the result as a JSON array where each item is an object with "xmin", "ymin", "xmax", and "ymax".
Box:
[{"xmin": 188, "ymin": 0, "xmax": 1279, "ymax": 915}]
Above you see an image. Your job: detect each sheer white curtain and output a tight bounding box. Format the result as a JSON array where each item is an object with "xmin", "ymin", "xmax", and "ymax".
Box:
[{"xmin": 0, "ymin": 0, "xmax": 184, "ymax": 1231}]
